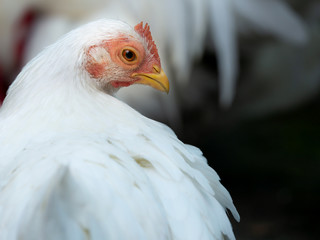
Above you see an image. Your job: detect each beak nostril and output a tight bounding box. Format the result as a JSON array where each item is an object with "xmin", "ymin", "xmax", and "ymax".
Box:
[{"xmin": 153, "ymin": 65, "xmax": 160, "ymax": 73}]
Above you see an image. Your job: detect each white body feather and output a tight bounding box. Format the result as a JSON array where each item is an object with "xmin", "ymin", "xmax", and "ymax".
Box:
[{"xmin": 0, "ymin": 20, "xmax": 239, "ymax": 240}]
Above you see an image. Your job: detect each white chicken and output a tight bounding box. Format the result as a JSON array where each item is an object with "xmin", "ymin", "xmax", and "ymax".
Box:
[{"xmin": 0, "ymin": 19, "xmax": 239, "ymax": 240}]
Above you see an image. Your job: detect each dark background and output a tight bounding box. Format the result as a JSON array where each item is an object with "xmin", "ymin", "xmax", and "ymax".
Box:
[
  {"xmin": 180, "ymin": 100, "xmax": 320, "ymax": 239},
  {"xmin": 177, "ymin": 65, "xmax": 320, "ymax": 239}
]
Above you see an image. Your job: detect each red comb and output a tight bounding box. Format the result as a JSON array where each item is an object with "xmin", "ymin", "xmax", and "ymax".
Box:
[{"xmin": 134, "ymin": 22, "xmax": 159, "ymax": 59}]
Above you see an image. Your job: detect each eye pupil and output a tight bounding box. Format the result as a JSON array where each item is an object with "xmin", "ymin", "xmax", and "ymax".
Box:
[
  {"xmin": 125, "ymin": 50, "xmax": 134, "ymax": 59},
  {"xmin": 123, "ymin": 49, "xmax": 136, "ymax": 61}
]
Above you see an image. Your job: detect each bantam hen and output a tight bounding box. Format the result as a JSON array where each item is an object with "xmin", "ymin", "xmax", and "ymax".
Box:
[{"xmin": 0, "ymin": 19, "xmax": 239, "ymax": 240}]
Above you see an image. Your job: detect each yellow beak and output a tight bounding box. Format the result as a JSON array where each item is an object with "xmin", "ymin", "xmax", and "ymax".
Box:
[{"xmin": 132, "ymin": 65, "xmax": 169, "ymax": 93}]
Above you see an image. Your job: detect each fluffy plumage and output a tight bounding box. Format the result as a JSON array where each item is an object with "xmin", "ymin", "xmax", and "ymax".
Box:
[{"xmin": 0, "ymin": 19, "xmax": 239, "ymax": 240}]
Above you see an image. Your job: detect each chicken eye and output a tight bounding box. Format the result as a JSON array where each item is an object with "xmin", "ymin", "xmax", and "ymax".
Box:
[{"xmin": 122, "ymin": 49, "xmax": 136, "ymax": 62}]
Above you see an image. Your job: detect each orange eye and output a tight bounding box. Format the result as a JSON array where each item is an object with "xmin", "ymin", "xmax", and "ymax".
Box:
[{"xmin": 122, "ymin": 49, "xmax": 137, "ymax": 62}]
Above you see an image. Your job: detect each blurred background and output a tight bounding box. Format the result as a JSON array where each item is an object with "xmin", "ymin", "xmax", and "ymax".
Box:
[{"xmin": 0, "ymin": 0, "xmax": 319, "ymax": 239}]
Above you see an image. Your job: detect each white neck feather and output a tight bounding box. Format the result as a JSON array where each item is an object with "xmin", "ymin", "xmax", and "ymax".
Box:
[{"xmin": 0, "ymin": 21, "xmax": 148, "ymax": 144}]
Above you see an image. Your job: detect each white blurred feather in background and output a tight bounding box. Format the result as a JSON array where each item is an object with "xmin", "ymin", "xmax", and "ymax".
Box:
[{"xmin": 0, "ymin": 0, "xmax": 313, "ymax": 126}]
